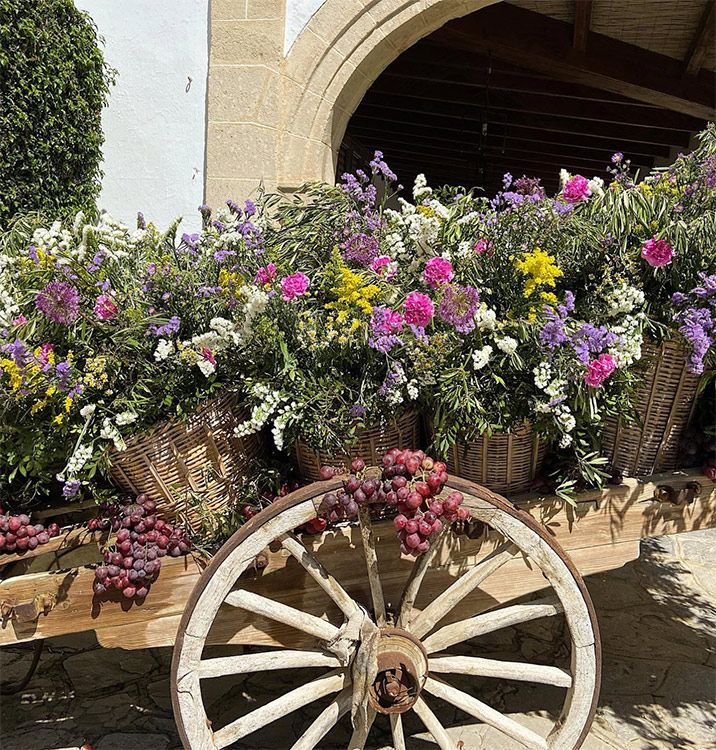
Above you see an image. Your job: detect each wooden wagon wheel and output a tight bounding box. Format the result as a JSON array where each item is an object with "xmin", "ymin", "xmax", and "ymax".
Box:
[{"xmin": 171, "ymin": 476, "xmax": 601, "ymax": 750}]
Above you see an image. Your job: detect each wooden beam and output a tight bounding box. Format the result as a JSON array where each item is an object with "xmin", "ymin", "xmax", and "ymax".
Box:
[
  {"xmin": 431, "ymin": 3, "xmax": 716, "ymax": 119},
  {"xmin": 685, "ymin": 1, "xmax": 715, "ymax": 76},
  {"xmin": 573, "ymin": 0, "xmax": 593, "ymax": 53}
]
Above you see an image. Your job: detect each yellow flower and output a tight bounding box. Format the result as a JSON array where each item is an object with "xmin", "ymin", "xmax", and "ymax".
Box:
[
  {"xmin": 53, "ymin": 414, "xmax": 65, "ymax": 425},
  {"xmin": 34, "ymin": 345, "xmax": 55, "ymax": 366},
  {"xmin": 417, "ymin": 205, "xmax": 436, "ymax": 218},
  {"xmin": 540, "ymin": 291, "xmax": 558, "ymax": 306},
  {"xmin": 83, "ymin": 356, "xmax": 108, "ymax": 389},
  {"xmin": 326, "ymin": 263, "xmax": 380, "ymax": 320},
  {"xmin": 515, "ymin": 247, "xmax": 563, "ymax": 297},
  {"xmin": 64, "ymin": 396, "xmax": 73, "ymax": 412},
  {"xmin": 46, "ymin": 385, "xmax": 57, "ymax": 397},
  {"xmin": 0, "ymin": 358, "xmax": 23, "ymax": 391},
  {"xmin": 31, "ymin": 399, "xmax": 47, "ymax": 414}
]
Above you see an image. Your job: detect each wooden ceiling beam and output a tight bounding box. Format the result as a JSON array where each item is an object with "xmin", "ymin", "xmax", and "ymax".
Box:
[
  {"xmin": 431, "ymin": 3, "xmax": 716, "ymax": 119},
  {"xmin": 684, "ymin": 1, "xmax": 715, "ymax": 76},
  {"xmin": 573, "ymin": 0, "xmax": 593, "ymax": 53}
]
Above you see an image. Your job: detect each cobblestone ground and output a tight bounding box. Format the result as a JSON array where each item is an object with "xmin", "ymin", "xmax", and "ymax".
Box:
[{"xmin": 1, "ymin": 529, "xmax": 714, "ymax": 750}]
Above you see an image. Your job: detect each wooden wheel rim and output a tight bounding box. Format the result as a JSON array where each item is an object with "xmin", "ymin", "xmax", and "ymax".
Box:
[{"xmin": 171, "ymin": 477, "xmax": 601, "ymax": 750}]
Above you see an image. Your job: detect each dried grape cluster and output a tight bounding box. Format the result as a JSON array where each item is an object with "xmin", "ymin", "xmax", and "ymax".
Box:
[
  {"xmin": 91, "ymin": 494, "xmax": 191, "ymax": 600},
  {"xmin": 318, "ymin": 448, "xmax": 468, "ymax": 556},
  {"xmin": 0, "ymin": 511, "xmax": 59, "ymax": 553}
]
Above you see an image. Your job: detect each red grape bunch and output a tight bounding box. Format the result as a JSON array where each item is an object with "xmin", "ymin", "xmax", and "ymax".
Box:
[
  {"xmin": 317, "ymin": 448, "xmax": 469, "ymax": 556},
  {"xmin": 0, "ymin": 511, "xmax": 60, "ymax": 554},
  {"xmin": 91, "ymin": 493, "xmax": 191, "ymax": 600}
]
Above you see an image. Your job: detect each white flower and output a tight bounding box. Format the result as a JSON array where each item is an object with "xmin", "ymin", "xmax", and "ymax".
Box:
[
  {"xmin": 588, "ymin": 176, "xmax": 605, "ymax": 197},
  {"xmin": 456, "ymin": 240, "xmax": 472, "ymax": 258},
  {"xmin": 472, "ymin": 345, "xmax": 493, "ymax": 370},
  {"xmin": 154, "ymin": 339, "xmax": 175, "ymax": 361},
  {"xmin": 100, "ymin": 418, "xmax": 126, "ymax": 451},
  {"xmin": 386, "ymin": 390, "xmax": 404, "ymax": 406},
  {"xmin": 407, "ymin": 380, "xmax": 419, "ymax": 400},
  {"xmin": 115, "ymin": 411, "xmax": 138, "ymax": 426},
  {"xmin": 555, "ymin": 404, "xmax": 576, "ymax": 433},
  {"xmin": 235, "ymin": 385, "xmax": 285, "ymax": 438},
  {"xmin": 474, "ymin": 304, "xmax": 497, "ymax": 332},
  {"xmin": 533, "ymin": 362, "xmax": 552, "ymax": 390},
  {"xmin": 413, "ymin": 173, "xmax": 433, "ymax": 201},
  {"xmin": 64, "ymin": 443, "xmax": 94, "ymax": 476},
  {"xmin": 79, "ymin": 404, "xmax": 96, "ymax": 420},
  {"xmin": 196, "ymin": 358, "xmax": 216, "ymax": 377},
  {"xmin": 559, "ymin": 168, "xmax": 571, "ymax": 187},
  {"xmin": 496, "ymin": 336, "xmax": 518, "ymax": 356},
  {"xmin": 559, "ymin": 433, "xmax": 574, "ymax": 448},
  {"xmin": 606, "ymin": 283, "xmax": 645, "ymax": 317}
]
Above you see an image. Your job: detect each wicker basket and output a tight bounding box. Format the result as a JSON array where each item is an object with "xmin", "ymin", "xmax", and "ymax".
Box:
[
  {"xmin": 294, "ymin": 410, "xmax": 421, "ymax": 482},
  {"xmin": 446, "ymin": 422, "xmax": 546, "ymax": 495},
  {"xmin": 601, "ymin": 340, "xmax": 701, "ymax": 476},
  {"xmin": 109, "ymin": 394, "xmax": 264, "ymax": 532}
]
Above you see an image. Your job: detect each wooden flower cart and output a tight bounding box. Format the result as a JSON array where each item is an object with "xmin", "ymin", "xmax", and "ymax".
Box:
[{"xmin": 1, "ymin": 469, "xmax": 714, "ymax": 750}]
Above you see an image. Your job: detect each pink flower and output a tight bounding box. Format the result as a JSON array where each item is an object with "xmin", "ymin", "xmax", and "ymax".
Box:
[
  {"xmin": 403, "ymin": 292, "xmax": 434, "ymax": 328},
  {"xmin": 640, "ymin": 237, "xmax": 674, "ymax": 267},
  {"xmin": 254, "ymin": 262, "xmax": 277, "ymax": 286},
  {"xmin": 423, "ymin": 257, "xmax": 453, "ymax": 288},
  {"xmin": 280, "ymin": 272, "xmax": 310, "ymax": 302},
  {"xmin": 370, "ymin": 255, "xmax": 397, "ymax": 280},
  {"xmin": 94, "ymin": 294, "xmax": 118, "ymax": 320},
  {"xmin": 562, "ymin": 175, "xmax": 591, "ymax": 204},
  {"xmin": 474, "ymin": 239, "xmax": 494, "ymax": 257},
  {"xmin": 36, "ymin": 343, "xmax": 54, "ymax": 366},
  {"xmin": 584, "ymin": 353, "xmax": 616, "ymax": 388},
  {"xmin": 11, "ymin": 315, "xmax": 27, "ymax": 326},
  {"xmin": 201, "ymin": 346, "xmax": 216, "ymax": 365}
]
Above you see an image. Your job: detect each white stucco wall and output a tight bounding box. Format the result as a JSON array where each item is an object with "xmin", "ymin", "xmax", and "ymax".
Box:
[
  {"xmin": 284, "ymin": 0, "xmax": 326, "ymax": 54},
  {"xmin": 75, "ymin": 0, "xmax": 209, "ymax": 230}
]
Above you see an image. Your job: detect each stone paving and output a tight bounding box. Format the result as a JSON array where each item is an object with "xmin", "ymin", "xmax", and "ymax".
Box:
[{"xmin": 0, "ymin": 529, "xmax": 714, "ymax": 750}]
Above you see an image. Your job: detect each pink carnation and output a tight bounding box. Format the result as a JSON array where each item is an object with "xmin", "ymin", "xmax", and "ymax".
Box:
[
  {"xmin": 640, "ymin": 237, "xmax": 674, "ymax": 268},
  {"xmin": 474, "ymin": 239, "xmax": 493, "ymax": 257},
  {"xmin": 403, "ymin": 292, "xmax": 434, "ymax": 328},
  {"xmin": 254, "ymin": 262, "xmax": 277, "ymax": 286},
  {"xmin": 94, "ymin": 294, "xmax": 118, "ymax": 320},
  {"xmin": 562, "ymin": 175, "xmax": 591, "ymax": 204},
  {"xmin": 280, "ymin": 272, "xmax": 310, "ymax": 301},
  {"xmin": 423, "ymin": 257, "xmax": 454, "ymax": 288},
  {"xmin": 36, "ymin": 343, "xmax": 54, "ymax": 366},
  {"xmin": 11, "ymin": 315, "xmax": 27, "ymax": 326},
  {"xmin": 584, "ymin": 353, "xmax": 616, "ymax": 388}
]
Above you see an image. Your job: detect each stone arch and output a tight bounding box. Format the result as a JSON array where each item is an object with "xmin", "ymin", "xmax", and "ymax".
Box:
[{"xmin": 278, "ymin": 0, "xmax": 501, "ymax": 188}]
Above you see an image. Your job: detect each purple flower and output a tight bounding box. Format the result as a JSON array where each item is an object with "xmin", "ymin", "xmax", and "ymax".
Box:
[
  {"xmin": 55, "ymin": 361, "xmax": 71, "ymax": 390},
  {"xmin": 438, "ymin": 285, "xmax": 479, "ymax": 333},
  {"xmin": 369, "ymin": 306, "xmax": 403, "ymax": 353},
  {"xmin": 1, "ymin": 338, "xmax": 30, "ymax": 367},
  {"xmin": 213, "ymin": 249, "xmax": 236, "ymax": 264},
  {"xmin": 244, "ymin": 199, "xmax": 257, "ymax": 217},
  {"xmin": 226, "ymin": 199, "xmax": 241, "ymax": 214},
  {"xmin": 571, "ymin": 323, "xmax": 619, "ymax": 364},
  {"xmin": 552, "ymin": 200, "xmax": 575, "ymax": 216},
  {"xmin": 675, "ymin": 305, "xmax": 714, "ymax": 374},
  {"xmin": 36, "ymin": 281, "xmax": 81, "ymax": 325},
  {"xmin": 28, "ymin": 245, "xmax": 39, "ymax": 265},
  {"xmin": 149, "ymin": 316, "xmax": 181, "ymax": 337},
  {"xmin": 62, "ymin": 479, "xmax": 81, "ymax": 498},
  {"xmin": 137, "ymin": 212, "xmax": 146, "ymax": 230},
  {"xmin": 350, "ymin": 404, "xmax": 367, "ymax": 419},
  {"xmin": 540, "ymin": 311, "xmax": 568, "ymax": 350},
  {"xmin": 692, "ymin": 272, "xmax": 716, "ymax": 302},
  {"xmin": 341, "ymin": 233, "xmax": 379, "ymax": 267},
  {"xmin": 369, "ymin": 150, "xmax": 397, "ymax": 182},
  {"xmin": 182, "ymin": 233, "xmax": 200, "ymax": 251}
]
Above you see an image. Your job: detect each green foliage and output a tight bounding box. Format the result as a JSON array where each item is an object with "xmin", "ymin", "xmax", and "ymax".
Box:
[{"xmin": 0, "ymin": 0, "xmax": 114, "ymax": 227}]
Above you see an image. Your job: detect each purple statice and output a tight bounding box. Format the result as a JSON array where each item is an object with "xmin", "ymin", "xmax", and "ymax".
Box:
[
  {"xmin": 369, "ymin": 150, "xmax": 397, "ymax": 182},
  {"xmin": 438, "ymin": 285, "xmax": 479, "ymax": 334},
  {"xmin": 62, "ymin": 479, "xmax": 81, "ymax": 498},
  {"xmin": 540, "ymin": 308, "xmax": 568, "ymax": 350},
  {"xmin": 502, "ymin": 173, "xmax": 513, "ymax": 189},
  {"xmin": 691, "ymin": 272, "xmax": 716, "ymax": 302},
  {"xmin": 378, "ymin": 363, "xmax": 405, "ymax": 397},
  {"xmin": 137, "ymin": 212, "xmax": 147, "ymax": 230},
  {"xmin": 212, "ymin": 220, "xmax": 225, "ymax": 233},
  {"xmin": 513, "ymin": 176, "xmax": 546, "ymax": 199},
  {"xmin": 350, "ymin": 404, "xmax": 367, "ymax": 419},
  {"xmin": 226, "ymin": 199, "xmax": 241, "ymax": 214},
  {"xmin": 1, "ymin": 339, "xmax": 30, "ymax": 367},
  {"xmin": 198, "ymin": 285, "xmax": 222, "ymax": 297},
  {"xmin": 552, "ymin": 200, "xmax": 575, "ymax": 217},
  {"xmin": 214, "ymin": 249, "xmax": 236, "ymax": 264},
  {"xmin": 571, "ymin": 323, "xmax": 619, "ymax": 364},
  {"xmin": 244, "ymin": 199, "xmax": 257, "ymax": 217},
  {"xmin": 87, "ymin": 249, "xmax": 106, "ymax": 273},
  {"xmin": 149, "ymin": 316, "xmax": 181, "ymax": 337},
  {"xmin": 368, "ymin": 306, "xmax": 403, "ymax": 353},
  {"xmin": 55, "ymin": 361, "xmax": 72, "ymax": 390},
  {"xmin": 36, "ymin": 281, "xmax": 81, "ymax": 325},
  {"xmin": 675, "ymin": 306, "xmax": 714, "ymax": 374},
  {"xmin": 702, "ymin": 154, "xmax": 716, "ymax": 189},
  {"xmin": 182, "ymin": 233, "xmax": 200, "ymax": 252},
  {"xmin": 28, "ymin": 245, "xmax": 39, "ymax": 265},
  {"xmin": 341, "ymin": 233, "xmax": 379, "ymax": 267}
]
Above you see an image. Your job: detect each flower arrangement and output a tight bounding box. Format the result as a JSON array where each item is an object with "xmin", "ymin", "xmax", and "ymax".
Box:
[{"xmin": 0, "ymin": 202, "xmax": 266, "ymax": 503}]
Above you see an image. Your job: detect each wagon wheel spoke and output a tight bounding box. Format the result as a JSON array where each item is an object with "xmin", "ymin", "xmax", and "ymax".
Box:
[
  {"xmin": 348, "ymin": 705, "xmax": 376, "ymax": 749},
  {"xmin": 357, "ymin": 506, "xmax": 387, "ymax": 625},
  {"xmin": 290, "ymin": 686, "xmax": 352, "ymax": 750},
  {"xmin": 225, "ymin": 589, "xmax": 339, "ymax": 642},
  {"xmin": 390, "ymin": 713, "xmax": 407, "ymax": 750},
  {"xmin": 213, "ymin": 668, "xmax": 349, "ymax": 749},
  {"xmin": 428, "ymin": 655, "xmax": 572, "ymax": 688},
  {"xmin": 280, "ymin": 532, "xmax": 359, "ymax": 617},
  {"xmin": 397, "ymin": 526, "xmax": 446, "ymax": 629},
  {"xmin": 198, "ymin": 649, "xmax": 341, "ymax": 679},
  {"xmin": 423, "ymin": 596, "xmax": 564, "ymax": 654},
  {"xmin": 424, "ymin": 675, "xmax": 548, "ymax": 750},
  {"xmin": 412, "ymin": 696, "xmax": 457, "ymax": 750},
  {"xmin": 410, "ymin": 541, "xmax": 519, "ymax": 639}
]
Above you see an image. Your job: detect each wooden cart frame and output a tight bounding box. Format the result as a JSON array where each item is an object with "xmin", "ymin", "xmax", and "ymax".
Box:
[{"xmin": 1, "ymin": 469, "xmax": 714, "ymax": 750}]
